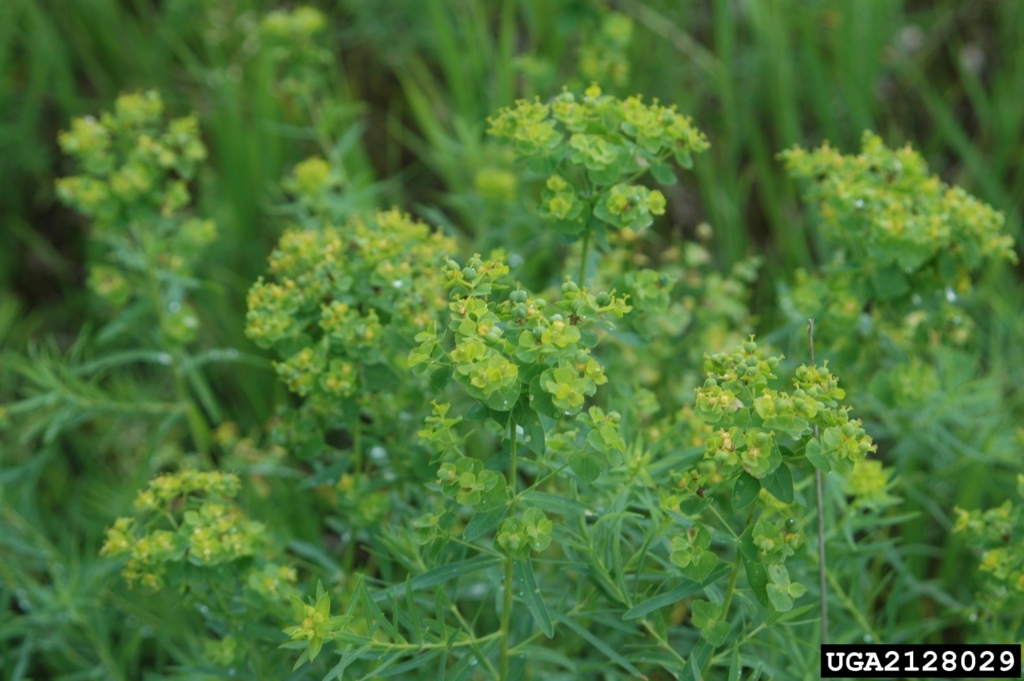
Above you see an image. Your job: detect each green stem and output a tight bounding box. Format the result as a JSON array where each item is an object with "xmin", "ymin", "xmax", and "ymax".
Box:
[
  {"xmin": 499, "ymin": 419, "xmax": 518, "ymax": 681},
  {"xmin": 719, "ymin": 549, "xmax": 743, "ymax": 625},
  {"xmin": 578, "ymin": 227, "xmax": 591, "ymax": 286},
  {"xmin": 809, "ymin": 317, "xmax": 829, "ymax": 645},
  {"xmin": 700, "ymin": 509, "xmax": 752, "ymax": 680}
]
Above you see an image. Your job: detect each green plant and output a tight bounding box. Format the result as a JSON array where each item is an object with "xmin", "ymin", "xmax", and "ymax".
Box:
[{"xmin": 5, "ymin": 4, "xmax": 1024, "ymax": 680}]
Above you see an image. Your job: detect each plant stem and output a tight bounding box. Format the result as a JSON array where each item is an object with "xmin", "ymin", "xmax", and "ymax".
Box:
[
  {"xmin": 700, "ymin": 522, "xmax": 747, "ymax": 680},
  {"xmin": 499, "ymin": 418, "xmax": 518, "ymax": 681},
  {"xmin": 578, "ymin": 227, "xmax": 591, "ymax": 286},
  {"xmin": 719, "ymin": 549, "xmax": 743, "ymax": 625},
  {"xmin": 809, "ymin": 318, "xmax": 829, "ymax": 645}
]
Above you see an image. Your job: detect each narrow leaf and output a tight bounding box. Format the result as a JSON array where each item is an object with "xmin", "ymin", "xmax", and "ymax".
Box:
[
  {"xmin": 551, "ymin": 610, "xmax": 645, "ymax": 677},
  {"xmin": 622, "ymin": 573, "xmax": 712, "ymax": 620},
  {"xmin": 520, "ymin": 491, "xmax": 595, "ymax": 518},
  {"xmin": 463, "ymin": 504, "xmax": 508, "ymax": 542},
  {"xmin": 373, "ymin": 555, "xmax": 502, "ymax": 603},
  {"xmin": 514, "ymin": 559, "xmax": 554, "ymax": 638}
]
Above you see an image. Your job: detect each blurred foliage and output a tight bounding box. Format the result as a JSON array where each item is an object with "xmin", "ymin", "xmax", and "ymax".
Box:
[{"xmin": 2, "ymin": 1, "xmax": 1024, "ymax": 680}]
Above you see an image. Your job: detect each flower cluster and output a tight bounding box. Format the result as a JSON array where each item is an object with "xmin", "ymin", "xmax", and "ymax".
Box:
[
  {"xmin": 101, "ymin": 471, "xmax": 264, "ymax": 590},
  {"xmin": 409, "ymin": 256, "xmax": 631, "ymax": 416},
  {"xmin": 487, "ymin": 84, "xmax": 708, "ymax": 238},
  {"xmin": 694, "ymin": 338, "xmax": 875, "ymax": 478},
  {"xmin": 283, "ymin": 584, "xmax": 352, "ymax": 665},
  {"xmin": 779, "ymin": 133, "xmax": 1017, "ymax": 360},
  {"xmin": 496, "ymin": 508, "xmax": 553, "ymax": 560},
  {"xmin": 246, "ymin": 208, "xmax": 455, "ymax": 405},
  {"xmin": 56, "ymin": 91, "xmax": 216, "ymax": 319},
  {"xmin": 842, "ymin": 459, "xmax": 900, "ymax": 511},
  {"xmin": 781, "ymin": 132, "xmax": 1016, "ymax": 280},
  {"xmin": 57, "ymin": 91, "xmax": 207, "ymax": 231},
  {"xmin": 953, "ymin": 477, "xmax": 1024, "ymax": 610}
]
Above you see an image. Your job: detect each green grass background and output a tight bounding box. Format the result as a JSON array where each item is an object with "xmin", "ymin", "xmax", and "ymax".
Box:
[{"xmin": 2, "ymin": 0, "xmax": 1024, "ymax": 678}]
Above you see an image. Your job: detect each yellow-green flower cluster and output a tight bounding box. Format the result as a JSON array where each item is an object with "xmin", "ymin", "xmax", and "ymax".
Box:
[
  {"xmin": 410, "ymin": 258, "xmax": 631, "ymax": 415},
  {"xmin": 782, "ymin": 132, "xmax": 1016, "ymax": 282},
  {"xmin": 57, "ymin": 91, "xmax": 207, "ymax": 232},
  {"xmin": 245, "ymin": 208, "xmax": 455, "ymax": 402},
  {"xmin": 694, "ymin": 338, "xmax": 875, "ymax": 477},
  {"xmin": 247, "ymin": 562, "xmax": 299, "ymax": 602},
  {"xmin": 780, "ymin": 133, "xmax": 1016, "ymax": 353},
  {"xmin": 487, "ymin": 84, "xmax": 708, "ymax": 238},
  {"xmin": 101, "ymin": 470, "xmax": 264, "ymax": 590},
  {"xmin": 954, "ymin": 479, "xmax": 1024, "ymax": 604},
  {"xmin": 56, "ymin": 91, "xmax": 216, "ymax": 314},
  {"xmin": 842, "ymin": 459, "xmax": 900, "ymax": 511},
  {"xmin": 284, "ymin": 586, "xmax": 352, "ymax": 665}
]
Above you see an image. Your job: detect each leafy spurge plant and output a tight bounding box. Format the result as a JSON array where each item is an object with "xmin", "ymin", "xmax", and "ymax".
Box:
[
  {"xmin": 488, "ymin": 84, "xmax": 709, "ymax": 282},
  {"xmin": 57, "ymin": 90, "xmax": 213, "ymax": 339}
]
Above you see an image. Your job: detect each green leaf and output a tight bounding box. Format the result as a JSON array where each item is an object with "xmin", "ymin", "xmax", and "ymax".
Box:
[
  {"xmin": 529, "ymin": 375, "xmax": 562, "ymax": 419},
  {"xmin": 569, "ymin": 449, "xmax": 605, "ymax": 484},
  {"xmin": 685, "ymin": 639, "xmax": 713, "ymax": 680},
  {"xmin": 379, "ymin": 649, "xmax": 443, "ymax": 677},
  {"xmin": 805, "ymin": 438, "xmax": 830, "ymax": 472},
  {"xmin": 463, "ymin": 503, "xmax": 509, "ymax": 542},
  {"xmin": 681, "ymin": 550, "xmax": 719, "ymax": 583},
  {"xmin": 739, "ymin": 526, "xmax": 771, "ymax": 609},
  {"xmin": 762, "ymin": 414, "xmax": 809, "ymax": 439},
  {"xmin": 430, "ymin": 366, "xmax": 452, "ymax": 390},
  {"xmin": 650, "ymin": 160, "xmax": 678, "ymax": 185},
  {"xmin": 550, "ymin": 610, "xmax": 645, "ymax": 678},
  {"xmin": 372, "ymin": 556, "xmax": 502, "ymax": 603},
  {"xmin": 514, "ymin": 560, "xmax": 554, "ymax": 638},
  {"xmin": 674, "ymin": 149, "xmax": 694, "ymax": 169},
  {"xmin": 871, "ymin": 264, "xmax": 910, "ymax": 301},
  {"xmin": 520, "ymin": 491, "xmax": 595, "ymax": 518},
  {"xmin": 512, "ymin": 400, "xmax": 545, "ymax": 456},
  {"xmin": 690, "ymin": 600, "xmax": 721, "ymax": 628},
  {"xmin": 486, "ymin": 381, "xmax": 521, "ymax": 412},
  {"xmin": 621, "ymin": 561, "xmax": 729, "ymax": 620},
  {"xmin": 403, "ymin": 575, "xmax": 422, "ymax": 644},
  {"xmin": 702, "ymin": 620, "xmax": 731, "ymax": 646},
  {"xmin": 766, "ymin": 583, "xmax": 794, "ymax": 612},
  {"xmin": 732, "ymin": 472, "xmax": 760, "ymax": 510},
  {"xmin": 762, "ymin": 462, "xmax": 794, "ymax": 504},
  {"xmin": 465, "ymin": 403, "xmax": 490, "ymax": 421},
  {"xmin": 728, "ymin": 647, "xmax": 741, "ymax": 681}
]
